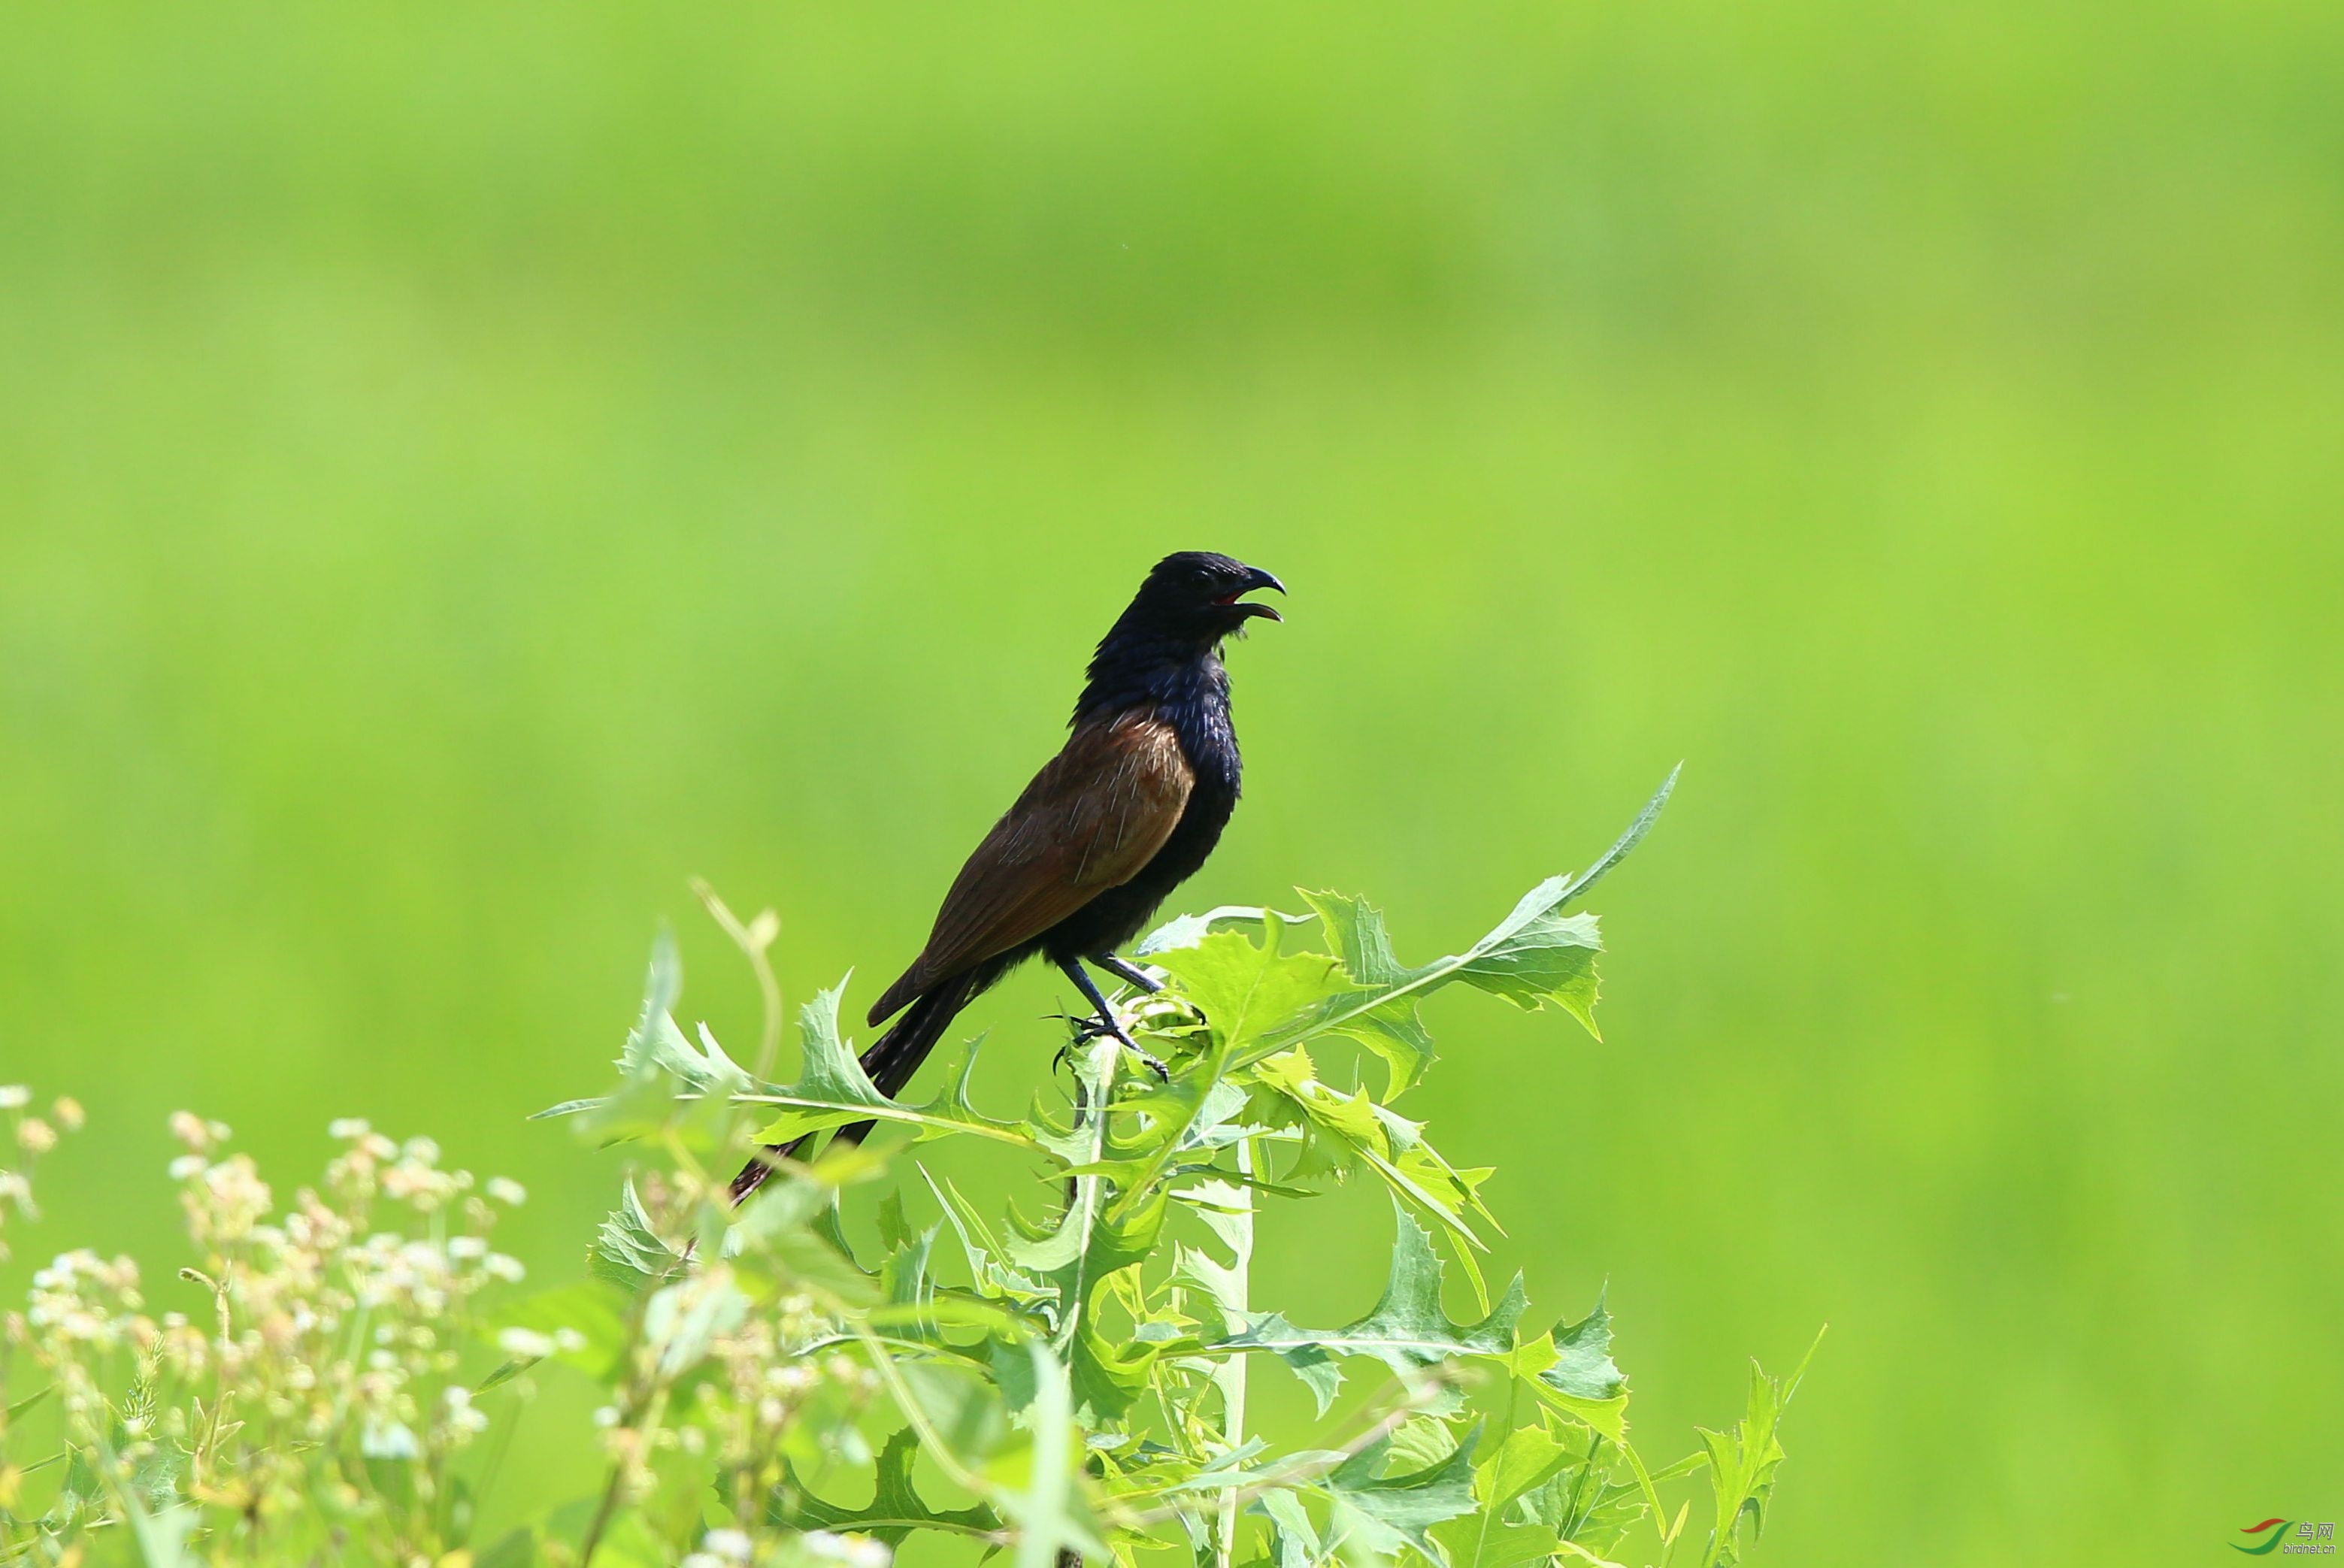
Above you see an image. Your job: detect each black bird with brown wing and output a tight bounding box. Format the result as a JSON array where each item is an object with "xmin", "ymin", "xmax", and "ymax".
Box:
[{"xmin": 732, "ymin": 551, "xmax": 1284, "ymax": 1200}]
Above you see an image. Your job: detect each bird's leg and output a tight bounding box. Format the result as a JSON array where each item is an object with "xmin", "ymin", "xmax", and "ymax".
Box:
[
  {"xmin": 1055, "ymin": 957, "xmax": 1170, "ymax": 1081},
  {"xmin": 1098, "ymin": 949, "xmax": 1216, "ymax": 1037},
  {"xmin": 1090, "ymin": 953, "xmax": 1165, "ymax": 994}
]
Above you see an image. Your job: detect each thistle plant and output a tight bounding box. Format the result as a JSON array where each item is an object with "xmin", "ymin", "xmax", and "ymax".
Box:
[{"xmin": 0, "ymin": 770, "xmax": 1816, "ymax": 1568}]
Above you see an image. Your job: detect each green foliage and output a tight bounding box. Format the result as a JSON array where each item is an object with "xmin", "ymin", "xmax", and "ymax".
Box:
[{"xmin": 0, "ymin": 776, "xmax": 1813, "ymax": 1567}]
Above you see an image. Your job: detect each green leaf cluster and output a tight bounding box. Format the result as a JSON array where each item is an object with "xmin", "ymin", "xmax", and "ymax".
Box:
[{"xmin": 513, "ymin": 767, "xmax": 1811, "ymax": 1568}]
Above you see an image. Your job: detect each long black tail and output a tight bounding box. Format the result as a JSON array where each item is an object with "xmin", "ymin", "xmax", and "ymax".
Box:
[{"xmin": 728, "ymin": 957, "xmax": 1007, "ymax": 1203}]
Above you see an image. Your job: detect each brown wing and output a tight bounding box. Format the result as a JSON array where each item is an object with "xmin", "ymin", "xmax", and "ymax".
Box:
[{"xmin": 868, "ymin": 712, "xmax": 1194, "ymax": 1023}]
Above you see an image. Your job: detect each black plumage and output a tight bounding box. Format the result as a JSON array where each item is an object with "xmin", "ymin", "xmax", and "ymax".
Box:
[{"xmin": 731, "ymin": 551, "xmax": 1283, "ymax": 1200}]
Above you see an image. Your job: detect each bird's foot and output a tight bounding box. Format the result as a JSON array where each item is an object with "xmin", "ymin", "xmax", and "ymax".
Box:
[{"xmin": 1071, "ymin": 1013, "xmax": 1172, "ymax": 1082}]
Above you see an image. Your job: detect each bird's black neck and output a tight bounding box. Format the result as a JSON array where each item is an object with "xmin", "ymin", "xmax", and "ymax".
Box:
[
  {"xmin": 1075, "ymin": 633, "xmax": 1226, "ymax": 721},
  {"xmin": 1074, "ymin": 637, "xmax": 1240, "ymax": 793}
]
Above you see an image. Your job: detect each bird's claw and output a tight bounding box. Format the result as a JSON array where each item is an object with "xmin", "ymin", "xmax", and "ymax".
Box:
[{"xmin": 1071, "ymin": 1013, "xmax": 1172, "ymax": 1082}]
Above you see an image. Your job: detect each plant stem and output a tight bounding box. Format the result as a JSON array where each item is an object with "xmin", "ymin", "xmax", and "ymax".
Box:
[{"xmin": 1213, "ymin": 1137, "xmax": 1256, "ymax": 1568}]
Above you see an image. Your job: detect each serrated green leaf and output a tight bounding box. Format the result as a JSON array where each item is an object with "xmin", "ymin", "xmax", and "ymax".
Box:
[
  {"xmin": 1386, "ymin": 1412, "xmax": 1464, "ymax": 1473},
  {"xmin": 590, "ymin": 1178, "xmax": 683, "ymax": 1291},
  {"xmin": 1152, "ymin": 928, "xmax": 1346, "ymax": 1059},
  {"xmin": 1522, "ymin": 1296, "xmax": 1634, "ymax": 1452},
  {"xmin": 1011, "ymin": 1178, "xmax": 1167, "ymax": 1424},
  {"xmin": 781, "ymin": 974, "xmax": 883, "ymax": 1109},
  {"xmin": 1172, "ymin": 1242, "xmax": 1247, "ymax": 1332},
  {"xmin": 771, "ymin": 1427, "xmax": 1003, "ymax": 1546},
  {"xmin": 1475, "ymin": 1421, "xmax": 1575, "ymax": 1512},
  {"xmin": 1258, "ymin": 1486, "xmax": 1322, "ymax": 1568},
  {"xmin": 919, "ymin": 1166, "xmax": 1048, "ymax": 1303},
  {"xmin": 1543, "ymin": 1297, "xmax": 1627, "ymax": 1403},
  {"xmin": 1245, "ymin": 1048, "xmax": 1491, "ymax": 1272},
  {"xmin": 1249, "ymin": 773, "xmax": 1679, "ymax": 1073},
  {"xmin": 535, "ymin": 932, "xmax": 747, "ymax": 1149},
  {"xmin": 1695, "ymin": 1337, "xmax": 1817, "ymax": 1567},
  {"xmin": 1216, "ymin": 1205, "xmax": 1524, "ymax": 1415},
  {"xmin": 744, "ymin": 987, "xmax": 1035, "ymax": 1153},
  {"xmin": 1137, "ymin": 905, "xmax": 1316, "ymax": 955},
  {"xmin": 1218, "ymin": 1306, "xmax": 1343, "ymax": 1414},
  {"xmin": 1005, "ymin": 1042, "xmax": 1170, "ymax": 1421},
  {"xmin": 1513, "ymin": 1437, "xmax": 1652, "ymax": 1560},
  {"xmin": 1328, "ymin": 1422, "xmax": 1484, "ymax": 1566},
  {"xmin": 1458, "ymin": 905, "xmax": 1604, "ymax": 1033},
  {"xmin": 877, "ymin": 1190, "xmax": 913, "ymax": 1251},
  {"xmin": 1431, "ymin": 1511, "xmax": 1570, "ymax": 1568},
  {"xmin": 1287, "ymin": 888, "xmax": 1601, "ymax": 1056}
]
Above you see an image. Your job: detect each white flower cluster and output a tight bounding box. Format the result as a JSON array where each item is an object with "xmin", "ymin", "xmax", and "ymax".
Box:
[
  {"xmin": 679, "ymin": 1524, "xmax": 892, "ymax": 1568},
  {"xmin": 5, "ymin": 1103, "xmax": 540, "ymax": 1558},
  {"xmin": 24, "ymin": 1249, "xmax": 144, "ymax": 1349},
  {"xmin": 0, "ymin": 1088, "xmax": 79, "ymax": 1264},
  {"xmin": 2, "ymin": 1085, "xmax": 901, "ymax": 1566}
]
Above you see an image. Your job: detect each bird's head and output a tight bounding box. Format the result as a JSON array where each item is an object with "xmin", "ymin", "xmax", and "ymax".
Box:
[
  {"xmin": 1080, "ymin": 551, "xmax": 1285, "ymax": 716},
  {"xmin": 1120, "ymin": 551, "xmax": 1286, "ymax": 644}
]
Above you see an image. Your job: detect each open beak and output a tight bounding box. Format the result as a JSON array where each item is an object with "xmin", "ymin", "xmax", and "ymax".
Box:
[{"xmin": 1233, "ymin": 566, "xmax": 1286, "ymax": 622}]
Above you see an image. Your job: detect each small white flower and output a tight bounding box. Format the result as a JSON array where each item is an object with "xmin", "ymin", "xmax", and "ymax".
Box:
[
  {"xmin": 328, "ymin": 1118, "xmax": 371, "ymax": 1140},
  {"xmin": 553, "ymin": 1327, "xmax": 587, "ymax": 1353},
  {"xmin": 590, "ymin": 1405, "xmax": 619, "ymax": 1427},
  {"xmin": 359, "ymin": 1418, "xmax": 419, "ymax": 1460},
  {"xmin": 447, "ymin": 1236, "xmax": 488, "ymax": 1261},
  {"xmin": 802, "ymin": 1531, "xmax": 891, "ymax": 1568},
  {"xmin": 485, "ymin": 1176, "xmax": 527, "ymax": 1206},
  {"xmin": 168, "ymin": 1155, "xmax": 205, "ymax": 1180},
  {"xmin": 496, "ymin": 1327, "xmax": 556, "ymax": 1361},
  {"xmin": 0, "ymin": 1085, "xmax": 29, "ymax": 1110},
  {"xmin": 702, "ymin": 1527, "xmax": 755, "ymax": 1563}
]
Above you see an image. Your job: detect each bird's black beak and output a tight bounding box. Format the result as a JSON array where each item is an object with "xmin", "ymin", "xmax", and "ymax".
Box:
[{"xmin": 1233, "ymin": 566, "xmax": 1286, "ymax": 622}]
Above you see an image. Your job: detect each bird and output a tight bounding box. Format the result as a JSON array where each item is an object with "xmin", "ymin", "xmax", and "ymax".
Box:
[{"xmin": 731, "ymin": 550, "xmax": 1283, "ymax": 1201}]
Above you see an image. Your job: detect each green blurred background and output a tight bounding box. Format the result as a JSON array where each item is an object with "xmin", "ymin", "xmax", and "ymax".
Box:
[{"xmin": 4, "ymin": 2, "xmax": 2340, "ymax": 1561}]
